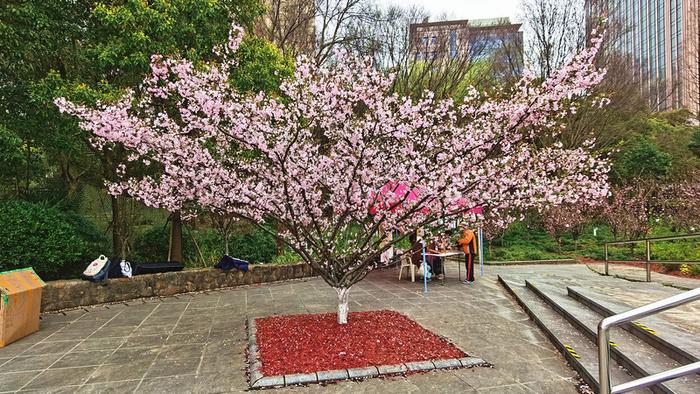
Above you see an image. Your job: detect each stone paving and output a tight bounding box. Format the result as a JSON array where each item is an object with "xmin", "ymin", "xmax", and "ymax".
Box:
[
  {"xmin": 587, "ymin": 262, "xmax": 700, "ymax": 291},
  {"xmin": 585, "ymin": 263, "xmax": 700, "ymax": 334},
  {"xmin": 1, "ymin": 262, "xmax": 620, "ymax": 393}
]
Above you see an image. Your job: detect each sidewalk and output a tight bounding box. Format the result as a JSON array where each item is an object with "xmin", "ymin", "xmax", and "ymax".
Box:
[
  {"xmin": 587, "ymin": 262, "xmax": 700, "ymax": 290},
  {"xmin": 0, "ymin": 262, "xmax": 581, "ymax": 394}
]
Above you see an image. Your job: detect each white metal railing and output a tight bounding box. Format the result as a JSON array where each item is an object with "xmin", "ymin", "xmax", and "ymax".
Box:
[{"xmin": 597, "ymin": 287, "xmax": 700, "ymax": 393}]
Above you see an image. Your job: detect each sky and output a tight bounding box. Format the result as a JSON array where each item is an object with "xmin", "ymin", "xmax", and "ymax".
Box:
[{"xmin": 381, "ymin": 0, "xmax": 522, "ymax": 24}]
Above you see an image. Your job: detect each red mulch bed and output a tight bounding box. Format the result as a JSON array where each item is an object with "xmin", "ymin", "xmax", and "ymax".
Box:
[{"xmin": 255, "ymin": 310, "xmax": 465, "ymax": 375}]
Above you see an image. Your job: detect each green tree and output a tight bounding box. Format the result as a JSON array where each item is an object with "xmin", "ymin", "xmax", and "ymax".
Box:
[
  {"xmin": 230, "ymin": 36, "xmax": 293, "ymax": 94},
  {"xmin": 615, "ymin": 137, "xmax": 672, "ymax": 180},
  {"xmin": 689, "ymin": 131, "xmax": 700, "ymax": 159},
  {"xmin": 0, "ymin": 0, "xmax": 292, "ymax": 260}
]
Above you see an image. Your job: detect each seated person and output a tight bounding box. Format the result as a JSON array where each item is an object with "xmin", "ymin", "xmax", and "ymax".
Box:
[
  {"xmin": 426, "ymin": 236, "xmax": 448, "ymax": 280},
  {"xmin": 409, "ymin": 231, "xmax": 435, "ymax": 280},
  {"xmin": 409, "ymin": 231, "xmax": 423, "ymax": 268}
]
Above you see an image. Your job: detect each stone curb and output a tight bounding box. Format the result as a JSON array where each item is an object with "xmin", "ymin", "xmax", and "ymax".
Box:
[
  {"xmin": 248, "ymin": 356, "xmax": 488, "ymax": 389},
  {"xmin": 347, "ymin": 366, "xmax": 380, "ymax": 379},
  {"xmin": 247, "ymin": 318, "xmax": 271, "ymax": 389}
]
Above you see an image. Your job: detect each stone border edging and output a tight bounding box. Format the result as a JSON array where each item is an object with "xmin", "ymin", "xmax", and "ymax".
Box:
[{"xmin": 246, "ymin": 317, "xmax": 488, "ymax": 389}]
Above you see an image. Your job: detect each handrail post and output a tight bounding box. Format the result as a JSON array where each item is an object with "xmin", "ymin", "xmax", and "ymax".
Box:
[
  {"xmin": 598, "ymin": 320, "xmax": 612, "ymax": 394},
  {"xmin": 645, "ymin": 240, "xmax": 651, "ymax": 282},
  {"xmin": 604, "ymin": 243, "xmax": 609, "ymax": 275},
  {"xmin": 597, "ymin": 288, "xmax": 700, "ymax": 393}
]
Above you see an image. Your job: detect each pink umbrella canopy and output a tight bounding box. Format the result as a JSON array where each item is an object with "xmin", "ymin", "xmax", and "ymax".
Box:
[
  {"xmin": 369, "ymin": 181, "xmax": 422, "ymax": 215},
  {"xmin": 370, "ymin": 184, "xmax": 483, "ymax": 218},
  {"xmin": 452, "ymin": 197, "xmax": 483, "ymax": 215}
]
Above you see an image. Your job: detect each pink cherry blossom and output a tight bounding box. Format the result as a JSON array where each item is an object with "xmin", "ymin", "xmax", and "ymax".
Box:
[{"xmin": 56, "ymin": 25, "xmax": 610, "ymax": 324}]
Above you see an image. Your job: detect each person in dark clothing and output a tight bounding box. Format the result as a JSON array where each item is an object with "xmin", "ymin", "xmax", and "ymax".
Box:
[
  {"xmin": 410, "ymin": 230, "xmax": 436, "ymax": 280},
  {"xmin": 458, "ymin": 226, "xmax": 477, "ymax": 284},
  {"xmin": 426, "ymin": 236, "xmax": 448, "ymax": 280}
]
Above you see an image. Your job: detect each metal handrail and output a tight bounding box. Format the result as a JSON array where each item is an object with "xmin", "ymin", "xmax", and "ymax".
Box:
[
  {"xmin": 602, "ymin": 233, "xmax": 700, "ymax": 281},
  {"xmin": 598, "ymin": 287, "xmax": 700, "ymax": 394},
  {"xmin": 604, "ymin": 233, "xmax": 700, "ymax": 245}
]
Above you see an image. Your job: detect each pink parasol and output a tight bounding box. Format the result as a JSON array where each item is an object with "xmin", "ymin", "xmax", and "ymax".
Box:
[{"xmin": 369, "ymin": 181, "xmax": 422, "ymax": 215}]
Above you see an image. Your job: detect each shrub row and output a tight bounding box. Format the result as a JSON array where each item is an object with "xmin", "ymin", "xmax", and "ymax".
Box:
[{"xmin": 0, "ymin": 199, "xmax": 280, "ymax": 279}]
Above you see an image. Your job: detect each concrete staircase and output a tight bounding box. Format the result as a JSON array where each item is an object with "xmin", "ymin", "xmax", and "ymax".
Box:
[{"xmin": 498, "ymin": 275, "xmax": 700, "ymax": 393}]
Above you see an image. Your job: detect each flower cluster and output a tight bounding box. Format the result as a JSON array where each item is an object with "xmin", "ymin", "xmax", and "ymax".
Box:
[
  {"xmin": 602, "ymin": 185, "xmax": 652, "ymax": 240},
  {"xmin": 659, "ymin": 175, "xmax": 700, "ymax": 232}
]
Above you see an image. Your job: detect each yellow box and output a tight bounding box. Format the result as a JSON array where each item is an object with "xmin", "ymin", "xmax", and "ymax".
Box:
[{"xmin": 0, "ymin": 267, "xmax": 46, "ymax": 347}]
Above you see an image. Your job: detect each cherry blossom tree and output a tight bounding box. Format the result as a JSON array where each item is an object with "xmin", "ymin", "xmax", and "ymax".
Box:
[
  {"xmin": 459, "ymin": 207, "xmax": 515, "ymax": 256},
  {"xmin": 57, "ymin": 25, "xmax": 610, "ymax": 324},
  {"xmin": 660, "ymin": 175, "xmax": 700, "ymax": 232},
  {"xmin": 542, "ymin": 203, "xmax": 596, "ymax": 251},
  {"xmin": 602, "ymin": 184, "xmax": 652, "ymax": 241}
]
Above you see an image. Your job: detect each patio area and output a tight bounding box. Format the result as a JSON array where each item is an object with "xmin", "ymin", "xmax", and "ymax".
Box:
[{"xmin": 0, "ymin": 263, "xmax": 585, "ymax": 393}]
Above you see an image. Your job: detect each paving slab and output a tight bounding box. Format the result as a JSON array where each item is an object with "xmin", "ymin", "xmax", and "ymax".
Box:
[{"xmin": 0, "ymin": 262, "xmax": 615, "ymax": 392}]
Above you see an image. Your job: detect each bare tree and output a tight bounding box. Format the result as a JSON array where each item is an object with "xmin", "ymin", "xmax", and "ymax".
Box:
[
  {"xmin": 338, "ymin": 2, "xmax": 428, "ymax": 70},
  {"xmin": 255, "ymin": 0, "xmax": 316, "ymax": 57},
  {"xmin": 520, "ymin": 0, "xmax": 585, "ymax": 79},
  {"xmin": 339, "ymin": 5, "xmax": 524, "ymax": 98},
  {"xmin": 398, "ymin": 18, "xmax": 524, "ymax": 98},
  {"xmin": 259, "ymin": 0, "xmax": 525, "ymax": 95},
  {"xmin": 255, "ymin": 0, "xmax": 367, "ymax": 64},
  {"xmin": 524, "ymin": 0, "xmax": 649, "ymax": 151},
  {"xmin": 314, "ymin": 0, "xmax": 367, "ymax": 65}
]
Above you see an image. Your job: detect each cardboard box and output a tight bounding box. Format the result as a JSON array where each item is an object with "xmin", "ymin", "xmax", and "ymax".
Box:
[{"xmin": 0, "ymin": 267, "xmax": 46, "ymax": 347}]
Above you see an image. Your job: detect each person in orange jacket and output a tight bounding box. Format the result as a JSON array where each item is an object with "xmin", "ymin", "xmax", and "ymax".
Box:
[{"xmin": 458, "ymin": 225, "xmax": 478, "ymax": 284}]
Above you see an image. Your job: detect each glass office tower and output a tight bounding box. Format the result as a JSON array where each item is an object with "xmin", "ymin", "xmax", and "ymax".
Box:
[{"xmin": 586, "ymin": 0, "xmax": 698, "ymax": 113}]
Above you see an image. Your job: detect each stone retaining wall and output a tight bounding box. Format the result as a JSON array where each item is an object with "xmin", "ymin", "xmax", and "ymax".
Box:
[{"xmin": 41, "ymin": 263, "xmax": 315, "ymax": 312}]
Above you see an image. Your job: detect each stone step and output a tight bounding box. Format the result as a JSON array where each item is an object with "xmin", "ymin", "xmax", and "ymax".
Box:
[
  {"xmin": 568, "ymin": 286, "xmax": 700, "ymax": 366},
  {"xmin": 497, "ymin": 275, "xmax": 648, "ymax": 393},
  {"xmin": 526, "ymin": 280, "xmax": 700, "ymax": 394}
]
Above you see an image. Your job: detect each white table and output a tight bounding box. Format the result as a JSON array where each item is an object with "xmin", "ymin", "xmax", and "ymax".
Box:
[{"xmin": 422, "ymin": 249, "xmax": 464, "ymax": 292}]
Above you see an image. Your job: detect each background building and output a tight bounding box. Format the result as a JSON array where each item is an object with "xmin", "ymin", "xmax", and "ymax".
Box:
[
  {"xmin": 586, "ymin": 0, "xmax": 699, "ymax": 114},
  {"xmin": 409, "ymin": 18, "xmax": 524, "ymax": 77}
]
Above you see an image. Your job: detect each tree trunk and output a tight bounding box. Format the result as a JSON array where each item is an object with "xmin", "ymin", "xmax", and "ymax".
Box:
[
  {"xmin": 335, "ymin": 287, "xmax": 351, "ymax": 324},
  {"xmin": 111, "ymin": 195, "xmax": 124, "ymax": 256},
  {"xmin": 24, "ymin": 141, "xmax": 31, "ymax": 195},
  {"xmin": 224, "ymin": 232, "xmax": 230, "ymax": 256},
  {"xmin": 275, "ymin": 221, "xmax": 285, "ymax": 254},
  {"xmin": 170, "ymin": 211, "xmax": 184, "ymax": 263},
  {"xmin": 59, "ymin": 159, "xmax": 79, "ymax": 196}
]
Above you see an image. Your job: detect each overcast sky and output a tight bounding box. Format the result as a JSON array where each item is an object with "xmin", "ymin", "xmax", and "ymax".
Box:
[{"xmin": 381, "ymin": 0, "xmax": 522, "ymax": 23}]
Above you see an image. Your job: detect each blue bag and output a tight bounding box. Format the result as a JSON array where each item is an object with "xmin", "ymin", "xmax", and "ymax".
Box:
[{"xmin": 215, "ymin": 255, "xmax": 249, "ymax": 272}]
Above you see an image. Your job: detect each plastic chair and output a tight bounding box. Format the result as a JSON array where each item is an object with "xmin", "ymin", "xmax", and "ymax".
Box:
[{"xmin": 398, "ymin": 254, "xmax": 415, "ymax": 282}]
